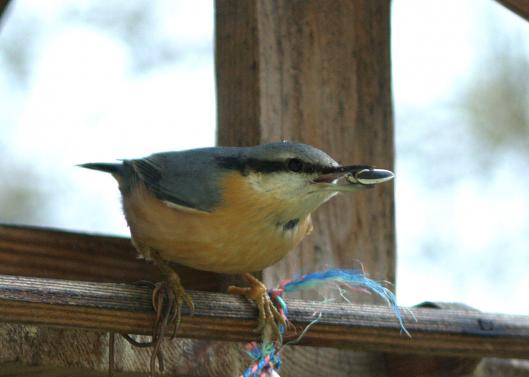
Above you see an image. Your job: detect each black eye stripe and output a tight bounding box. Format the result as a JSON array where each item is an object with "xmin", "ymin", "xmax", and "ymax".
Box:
[
  {"xmin": 287, "ymin": 158, "xmax": 303, "ymax": 172},
  {"xmin": 216, "ymin": 156, "xmax": 322, "ymax": 174}
]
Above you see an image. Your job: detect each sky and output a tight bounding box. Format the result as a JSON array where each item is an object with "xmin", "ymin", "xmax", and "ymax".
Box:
[
  {"xmin": 392, "ymin": 0, "xmax": 529, "ymax": 313},
  {"xmin": 1, "ymin": 0, "xmax": 528, "ymax": 315}
]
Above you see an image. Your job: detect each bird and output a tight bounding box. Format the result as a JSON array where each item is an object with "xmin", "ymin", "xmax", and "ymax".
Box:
[{"xmin": 80, "ymin": 142, "xmax": 394, "ymax": 340}]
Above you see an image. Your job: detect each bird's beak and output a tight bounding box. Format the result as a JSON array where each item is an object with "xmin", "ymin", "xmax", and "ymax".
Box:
[{"xmin": 312, "ymin": 165, "xmax": 394, "ymax": 192}]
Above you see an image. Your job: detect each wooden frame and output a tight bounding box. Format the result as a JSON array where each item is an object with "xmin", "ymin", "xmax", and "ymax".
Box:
[
  {"xmin": 1, "ymin": 272, "xmax": 529, "ymax": 358},
  {"xmin": 1, "ymin": 0, "xmax": 529, "ymax": 375}
]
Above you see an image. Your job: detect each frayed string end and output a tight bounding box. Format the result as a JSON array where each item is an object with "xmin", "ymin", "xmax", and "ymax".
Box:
[
  {"xmin": 241, "ymin": 268, "xmax": 410, "ymax": 377},
  {"xmin": 279, "ymin": 268, "xmax": 409, "ymax": 336}
]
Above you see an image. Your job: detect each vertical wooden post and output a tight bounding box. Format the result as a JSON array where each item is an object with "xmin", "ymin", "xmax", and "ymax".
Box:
[
  {"xmin": 0, "ymin": 0, "xmax": 11, "ymax": 19},
  {"xmin": 216, "ymin": 1, "xmax": 394, "ymax": 375}
]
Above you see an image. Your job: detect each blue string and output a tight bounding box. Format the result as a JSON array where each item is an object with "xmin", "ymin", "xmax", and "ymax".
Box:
[
  {"xmin": 240, "ymin": 268, "xmax": 409, "ymax": 376},
  {"xmin": 282, "ymin": 268, "xmax": 408, "ymax": 335},
  {"xmin": 242, "ymin": 342, "xmax": 281, "ymax": 377}
]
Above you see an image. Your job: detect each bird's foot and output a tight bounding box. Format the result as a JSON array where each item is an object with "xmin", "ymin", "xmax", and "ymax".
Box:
[
  {"xmin": 228, "ymin": 273, "xmax": 287, "ymax": 343},
  {"xmin": 152, "ymin": 270, "xmax": 194, "ymax": 337},
  {"xmin": 149, "ymin": 250, "xmax": 194, "ymax": 335},
  {"xmin": 120, "ymin": 275, "xmax": 192, "ymax": 377}
]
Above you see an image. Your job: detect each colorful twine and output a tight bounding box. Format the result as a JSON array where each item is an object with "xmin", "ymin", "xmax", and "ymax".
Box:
[
  {"xmin": 242, "ymin": 342, "xmax": 281, "ymax": 377},
  {"xmin": 240, "ymin": 268, "xmax": 409, "ymax": 377}
]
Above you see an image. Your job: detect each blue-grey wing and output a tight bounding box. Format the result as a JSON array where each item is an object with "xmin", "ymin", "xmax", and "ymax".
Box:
[{"xmin": 128, "ymin": 149, "xmax": 225, "ymax": 213}]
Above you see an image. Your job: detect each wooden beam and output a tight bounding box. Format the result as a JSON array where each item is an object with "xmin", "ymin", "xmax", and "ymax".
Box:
[
  {"xmin": 0, "ymin": 224, "xmax": 224, "ymax": 291},
  {"xmin": 385, "ymin": 302, "xmax": 482, "ymax": 377},
  {"xmin": 385, "ymin": 355, "xmax": 480, "ymax": 377},
  {"xmin": 0, "ymin": 362, "xmax": 150, "ymax": 377},
  {"xmin": 216, "ymin": 1, "xmax": 394, "ymax": 375},
  {"xmin": 476, "ymin": 358, "xmax": 529, "ymax": 376},
  {"xmin": 496, "ymin": 0, "xmax": 529, "ymax": 22},
  {"xmin": 1, "ymin": 275, "xmax": 529, "ymax": 359},
  {"xmin": 216, "ymin": 0, "xmax": 394, "ymax": 281},
  {"xmin": 0, "ymin": 0, "xmax": 10, "ymax": 22}
]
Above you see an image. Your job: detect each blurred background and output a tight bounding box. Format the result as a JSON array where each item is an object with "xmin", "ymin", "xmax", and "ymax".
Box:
[{"xmin": 0, "ymin": 0, "xmax": 528, "ymax": 314}]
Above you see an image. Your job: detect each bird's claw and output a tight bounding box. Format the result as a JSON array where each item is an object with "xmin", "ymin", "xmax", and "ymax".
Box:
[
  {"xmin": 152, "ymin": 272, "xmax": 194, "ymax": 337},
  {"xmin": 228, "ymin": 273, "xmax": 287, "ymax": 342},
  {"xmin": 254, "ymin": 290, "xmax": 287, "ymax": 342}
]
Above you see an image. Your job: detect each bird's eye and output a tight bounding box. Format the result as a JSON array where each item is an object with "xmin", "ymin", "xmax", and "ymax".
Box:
[{"xmin": 287, "ymin": 158, "xmax": 304, "ymax": 172}]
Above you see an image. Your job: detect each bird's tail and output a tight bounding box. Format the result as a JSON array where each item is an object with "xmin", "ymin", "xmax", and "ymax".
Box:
[{"xmin": 78, "ymin": 162, "xmax": 122, "ymax": 174}]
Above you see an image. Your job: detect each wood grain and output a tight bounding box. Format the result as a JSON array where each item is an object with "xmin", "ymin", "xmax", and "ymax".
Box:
[
  {"xmin": 216, "ymin": 1, "xmax": 394, "ymax": 375},
  {"xmin": 0, "ymin": 224, "xmax": 232, "ymax": 374},
  {"xmin": 476, "ymin": 358, "xmax": 529, "ymax": 377},
  {"xmin": 0, "ymin": 362, "xmax": 150, "ymax": 377},
  {"xmin": 496, "ymin": 0, "xmax": 529, "ymax": 22},
  {"xmin": 216, "ymin": 1, "xmax": 261, "ymax": 147},
  {"xmin": 1, "ymin": 275, "xmax": 529, "ymax": 359},
  {"xmin": 385, "ymin": 355, "xmax": 480, "ymax": 377},
  {"xmin": 385, "ymin": 302, "xmax": 482, "ymax": 377},
  {"xmin": 0, "ymin": 224, "xmax": 224, "ymax": 291}
]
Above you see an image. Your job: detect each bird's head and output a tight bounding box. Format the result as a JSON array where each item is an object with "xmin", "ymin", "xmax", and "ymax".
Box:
[{"xmin": 217, "ymin": 142, "xmax": 394, "ymax": 217}]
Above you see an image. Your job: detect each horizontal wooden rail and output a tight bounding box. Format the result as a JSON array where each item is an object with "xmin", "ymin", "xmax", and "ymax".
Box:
[
  {"xmin": 0, "ymin": 224, "xmax": 224, "ymax": 291},
  {"xmin": 0, "ymin": 275, "xmax": 528, "ymax": 359}
]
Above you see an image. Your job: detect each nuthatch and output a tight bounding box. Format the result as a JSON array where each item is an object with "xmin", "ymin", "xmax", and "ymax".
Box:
[{"xmin": 81, "ymin": 142, "xmax": 393, "ymax": 339}]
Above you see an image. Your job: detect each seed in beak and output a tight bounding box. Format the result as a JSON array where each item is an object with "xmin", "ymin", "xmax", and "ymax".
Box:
[{"xmin": 346, "ymin": 169, "xmax": 394, "ymax": 185}]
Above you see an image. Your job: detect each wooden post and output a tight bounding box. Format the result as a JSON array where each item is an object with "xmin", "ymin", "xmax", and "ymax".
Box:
[
  {"xmin": 495, "ymin": 0, "xmax": 529, "ymax": 22},
  {"xmin": 216, "ymin": 1, "xmax": 394, "ymax": 375},
  {"xmin": 0, "ymin": 0, "xmax": 11, "ymax": 21}
]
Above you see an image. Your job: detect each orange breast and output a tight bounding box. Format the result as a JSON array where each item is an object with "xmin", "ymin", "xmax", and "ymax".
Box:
[{"xmin": 122, "ymin": 172, "xmax": 311, "ymax": 273}]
